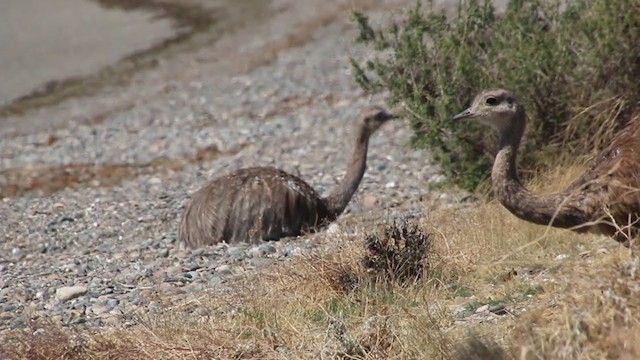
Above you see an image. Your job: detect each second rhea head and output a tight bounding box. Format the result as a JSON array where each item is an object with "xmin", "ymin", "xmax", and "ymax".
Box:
[{"xmin": 453, "ymin": 88, "xmax": 524, "ymax": 133}]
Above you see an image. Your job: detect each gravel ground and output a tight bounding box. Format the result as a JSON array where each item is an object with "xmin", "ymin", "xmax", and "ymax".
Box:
[{"xmin": 0, "ymin": 0, "xmax": 472, "ymax": 338}]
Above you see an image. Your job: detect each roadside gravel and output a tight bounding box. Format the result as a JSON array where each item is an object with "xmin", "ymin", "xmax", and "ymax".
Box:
[{"xmin": 0, "ymin": 0, "xmax": 472, "ymax": 337}]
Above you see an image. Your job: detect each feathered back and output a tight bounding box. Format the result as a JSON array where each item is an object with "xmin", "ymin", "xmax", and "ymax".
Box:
[
  {"xmin": 179, "ymin": 167, "xmax": 331, "ymax": 247},
  {"xmin": 563, "ymin": 115, "xmax": 640, "ymax": 237}
]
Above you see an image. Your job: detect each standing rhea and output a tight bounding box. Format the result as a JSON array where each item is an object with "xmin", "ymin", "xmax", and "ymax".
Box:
[
  {"xmin": 454, "ymin": 88, "xmax": 640, "ymax": 243},
  {"xmin": 179, "ymin": 105, "xmax": 397, "ymax": 248}
]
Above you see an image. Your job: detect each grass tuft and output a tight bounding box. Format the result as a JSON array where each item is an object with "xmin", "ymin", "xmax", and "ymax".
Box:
[{"xmin": 362, "ymin": 220, "xmax": 433, "ymax": 286}]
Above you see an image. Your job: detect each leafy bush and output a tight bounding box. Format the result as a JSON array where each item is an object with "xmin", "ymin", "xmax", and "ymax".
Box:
[{"xmin": 351, "ymin": 0, "xmax": 640, "ymax": 191}]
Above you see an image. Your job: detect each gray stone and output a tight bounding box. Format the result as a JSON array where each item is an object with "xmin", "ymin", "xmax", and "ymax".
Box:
[
  {"xmin": 249, "ymin": 257, "xmax": 274, "ymax": 269},
  {"xmin": 166, "ymin": 266, "xmax": 183, "ymax": 276},
  {"xmin": 208, "ymin": 275, "xmax": 226, "ymax": 286},
  {"xmin": 227, "ymin": 246, "xmax": 246, "ymax": 261},
  {"xmin": 246, "ymin": 247, "xmax": 262, "ymax": 258},
  {"xmin": 89, "ymin": 305, "xmax": 111, "ymax": 315},
  {"xmin": 3, "ymin": 303, "xmax": 19, "ymax": 312},
  {"xmin": 282, "ymin": 246, "xmax": 304, "ymax": 257},
  {"xmin": 215, "ymin": 264, "xmax": 233, "ymax": 275},
  {"xmin": 488, "ymin": 304, "xmax": 507, "ymax": 315},
  {"xmin": 55, "ymin": 286, "xmax": 88, "ymax": 302},
  {"xmin": 258, "ymin": 243, "xmax": 277, "ymax": 256}
]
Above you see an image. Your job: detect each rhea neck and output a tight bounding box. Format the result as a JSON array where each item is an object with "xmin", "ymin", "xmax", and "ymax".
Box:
[
  {"xmin": 324, "ymin": 126, "xmax": 372, "ymax": 217},
  {"xmin": 491, "ymin": 109, "xmax": 583, "ymax": 229}
]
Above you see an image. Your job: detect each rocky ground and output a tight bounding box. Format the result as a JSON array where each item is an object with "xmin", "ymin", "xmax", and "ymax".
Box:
[{"xmin": 0, "ymin": 0, "xmax": 472, "ymax": 338}]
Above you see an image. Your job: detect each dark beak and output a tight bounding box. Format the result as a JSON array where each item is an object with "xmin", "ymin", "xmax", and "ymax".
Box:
[{"xmin": 453, "ymin": 108, "xmax": 475, "ymax": 121}]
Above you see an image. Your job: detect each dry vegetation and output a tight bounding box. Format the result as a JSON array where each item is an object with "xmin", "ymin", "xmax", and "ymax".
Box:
[{"xmin": 3, "ymin": 164, "xmax": 640, "ymax": 359}]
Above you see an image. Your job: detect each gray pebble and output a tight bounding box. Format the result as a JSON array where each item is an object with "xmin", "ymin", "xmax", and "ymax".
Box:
[
  {"xmin": 3, "ymin": 303, "xmax": 19, "ymax": 312},
  {"xmin": 246, "ymin": 247, "xmax": 262, "ymax": 258},
  {"xmin": 166, "ymin": 266, "xmax": 183, "ymax": 276},
  {"xmin": 488, "ymin": 304, "xmax": 507, "ymax": 315},
  {"xmin": 249, "ymin": 258, "xmax": 274, "ymax": 269},
  {"xmin": 214, "ymin": 265, "xmax": 233, "ymax": 275},
  {"xmin": 208, "ymin": 275, "xmax": 226, "ymax": 286},
  {"xmin": 89, "ymin": 305, "xmax": 111, "ymax": 316},
  {"xmin": 258, "ymin": 243, "xmax": 277, "ymax": 256},
  {"xmin": 282, "ymin": 246, "xmax": 304, "ymax": 257},
  {"xmin": 227, "ymin": 246, "xmax": 246, "ymax": 261},
  {"xmin": 55, "ymin": 286, "xmax": 88, "ymax": 302},
  {"xmin": 12, "ymin": 319, "xmax": 28, "ymax": 329}
]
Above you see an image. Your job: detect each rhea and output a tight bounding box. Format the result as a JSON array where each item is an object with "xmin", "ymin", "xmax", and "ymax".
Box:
[
  {"xmin": 179, "ymin": 105, "xmax": 397, "ymax": 248},
  {"xmin": 454, "ymin": 88, "xmax": 640, "ymax": 243}
]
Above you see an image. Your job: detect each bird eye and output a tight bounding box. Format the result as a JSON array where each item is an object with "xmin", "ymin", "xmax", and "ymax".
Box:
[{"xmin": 485, "ymin": 97, "xmax": 499, "ymax": 106}]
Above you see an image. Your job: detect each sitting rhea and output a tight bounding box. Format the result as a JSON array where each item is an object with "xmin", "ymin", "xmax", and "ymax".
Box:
[
  {"xmin": 454, "ymin": 88, "xmax": 640, "ymax": 244},
  {"xmin": 179, "ymin": 105, "xmax": 397, "ymax": 248}
]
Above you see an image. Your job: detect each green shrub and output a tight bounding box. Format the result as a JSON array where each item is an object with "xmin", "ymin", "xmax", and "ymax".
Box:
[{"xmin": 351, "ymin": 0, "xmax": 640, "ymax": 191}]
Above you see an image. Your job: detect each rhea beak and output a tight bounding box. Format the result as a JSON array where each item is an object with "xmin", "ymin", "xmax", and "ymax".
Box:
[{"xmin": 453, "ymin": 108, "xmax": 475, "ymax": 121}]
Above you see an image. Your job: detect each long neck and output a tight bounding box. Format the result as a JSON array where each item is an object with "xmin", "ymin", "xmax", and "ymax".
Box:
[
  {"xmin": 324, "ymin": 129, "xmax": 370, "ymax": 217},
  {"xmin": 492, "ymin": 116, "xmax": 587, "ymax": 229}
]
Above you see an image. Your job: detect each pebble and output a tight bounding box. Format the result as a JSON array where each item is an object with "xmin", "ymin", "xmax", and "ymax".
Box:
[
  {"xmin": 488, "ymin": 304, "xmax": 507, "ymax": 315},
  {"xmin": 166, "ymin": 266, "xmax": 183, "ymax": 276},
  {"xmin": 258, "ymin": 243, "xmax": 277, "ymax": 256},
  {"xmin": 246, "ymin": 247, "xmax": 263, "ymax": 259},
  {"xmin": 89, "ymin": 305, "xmax": 111, "ymax": 316},
  {"xmin": 227, "ymin": 247, "xmax": 247, "ymax": 261},
  {"xmin": 215, "ymin": 265, "xmax": 233, "ymax": 275},
  {"xmin": 326, "ymin": 224, "xmax": 341, "ymax": 235},
  {"xmin": 55, "ymin": 286, "xmax": 88, "ymax": 302},
  {"xmin": 362, "ymin": 195, "xmax": 380, "ymax": 209}
]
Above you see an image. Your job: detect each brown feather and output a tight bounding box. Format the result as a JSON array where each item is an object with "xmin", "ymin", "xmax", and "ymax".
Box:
[
  {"xmin": 179, "ymin": 167, "xmax": 329, "ymax": 247},
  {"xmin": 563, "ymin": 116, "xmax": 640, "ymax": 238}
]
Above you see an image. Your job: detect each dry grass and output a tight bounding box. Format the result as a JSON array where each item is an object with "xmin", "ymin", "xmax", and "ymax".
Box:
[{"xmin": 3, "ymin": 163, "xmax": 640, "ymax": 359}]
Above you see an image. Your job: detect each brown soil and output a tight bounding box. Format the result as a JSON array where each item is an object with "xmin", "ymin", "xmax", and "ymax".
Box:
[{"xmin": 0, "ymin": 144, "xmax": 245, "ymax": 199}]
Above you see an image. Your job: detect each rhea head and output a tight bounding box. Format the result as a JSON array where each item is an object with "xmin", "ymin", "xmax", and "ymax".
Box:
[
  {"xmin": 453, "ymin": 88, "xmax": 525, "ymax": 137},
  {"xmin": 356, "ymin": 105, "xmax": 398, "ymax": 137}
]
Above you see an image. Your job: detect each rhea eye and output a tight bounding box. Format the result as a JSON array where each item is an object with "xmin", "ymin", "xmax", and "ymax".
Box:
[{"xmin": 485, "ymin": 97, "xmax": 499, "ymax": 106}]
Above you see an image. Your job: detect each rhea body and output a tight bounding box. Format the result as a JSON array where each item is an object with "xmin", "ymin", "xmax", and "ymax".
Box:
[
  {"xmin": 179, "ymin": 106, "xmax": 396, "ymax": 248},
  {"xmin": 454, "ymin": 89, "xmax": 640, "ymax": 242}
]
